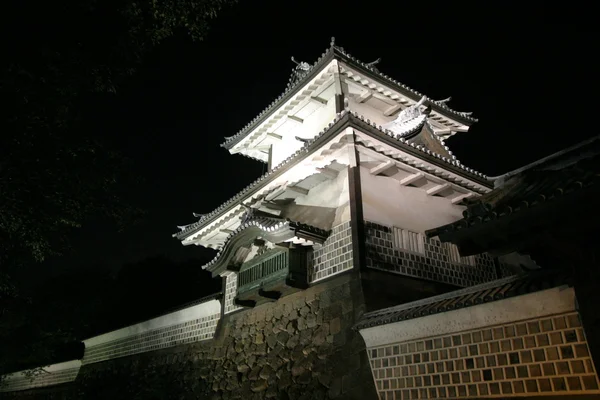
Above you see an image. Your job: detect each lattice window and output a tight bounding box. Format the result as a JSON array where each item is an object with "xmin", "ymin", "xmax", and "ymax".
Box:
[
  {"xmin": 446, "ymin": 243, "xmax": 477, "ymax": 266},
  {"xmin": 393, "ymin": 227, "xmax": 425, "ymax": 254}
]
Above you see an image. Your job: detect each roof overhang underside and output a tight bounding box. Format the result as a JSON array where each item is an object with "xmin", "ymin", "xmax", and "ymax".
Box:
[
  {"xmin": 425, "ymin": 146, "xmax": 600, "ymax": 256},
  {"xmin": 222, "ymin": 45, "xmax": 477, "ymax": 157},
  {"xmin": 354, "ymin": 269, "xmax": 571, "ymax": 332},
  {"xmin": 203, "ymin": 216, "xmax": 329, "ymax": 277},
  {"xmin": 174, "ymin": 112, "xmax": 493, "ymax": 245}
]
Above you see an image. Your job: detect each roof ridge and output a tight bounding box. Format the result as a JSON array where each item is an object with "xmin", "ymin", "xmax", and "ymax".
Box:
[
  {"xmin": 221, "ymin": 39, "xmax": 477, "ymax": 151},
  {"xmin": 175, "ymin": 110, "xmax": 491, "ymax": 242},
  {"xmin": 221, "ymin": 43, "xmax": 336, "ymax": 149},
  {"xmin": 330, "ymin": 45, "xmax": 476, "ymax": 122},
  {"xmin": 354, "ymin": 269, "xmax": 569, "ymax": 330},
  {"xmin": 201, "ymin": 216, "xmax": 330, "ymax": 271},
  {"xmin": 174, "ymin": 111, "xmax": 351, "ymax": 240}
]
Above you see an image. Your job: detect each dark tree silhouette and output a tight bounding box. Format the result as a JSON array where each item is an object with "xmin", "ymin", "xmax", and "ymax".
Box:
[
  {"xmin": 1, "ymin": 0, "xmax": 234, "ymax": 270},
  {"xmin": 0, "ymin": 0, "xmax": 234, "ymax": 374},
  {"xmin": 0, "ymin": 256, "xmax": 220, "ymax": 375}
]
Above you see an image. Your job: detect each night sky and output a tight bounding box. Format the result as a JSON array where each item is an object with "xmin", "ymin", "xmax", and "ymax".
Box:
[{"xmin": 40, "ymin": 2, "xmax": 595, "ymax": 278}]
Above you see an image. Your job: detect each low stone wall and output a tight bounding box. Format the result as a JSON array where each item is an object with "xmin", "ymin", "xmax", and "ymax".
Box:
[{"xmin": 3, "ymin": 272, "xmax": 377, "ymax": 400}]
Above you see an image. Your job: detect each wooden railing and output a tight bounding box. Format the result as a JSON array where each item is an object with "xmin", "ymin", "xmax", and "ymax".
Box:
[{"xmin": 237, "ymin": 248, "xmax": 308, "ymax": 294}]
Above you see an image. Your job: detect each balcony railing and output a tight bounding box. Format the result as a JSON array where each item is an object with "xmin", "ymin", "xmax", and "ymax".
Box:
[{"xmin": 237, "ymin": 248, "xmax": 308, "ymax": 295}]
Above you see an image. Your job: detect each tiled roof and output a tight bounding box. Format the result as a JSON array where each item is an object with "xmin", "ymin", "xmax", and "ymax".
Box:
[
  {"xmin": 173, "ymin": 112, "xmax": 351, "ymax": 241},
  {"xmin": 426, "ymin": 136, "xmax": 600, "ymax": 239},
  {"xmin": 221, "ymin": 39, "xmax": 476, "ymax": 150},
  {"xmin": 347, "ymin": 111, "xmax": 490, "ymax": 184},
  {"xmin": 202, "ymin": 211, "xmax": 330, "ymax": 271},
  {"xmin": 354, "ymin": 269, "xmax": 570, "ymax": 330},
  {"xmin": 174, "ymin": 110, "xmax": 492, "ymax": 242}
]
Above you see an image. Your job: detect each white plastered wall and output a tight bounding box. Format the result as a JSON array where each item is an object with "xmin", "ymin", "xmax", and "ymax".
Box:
[
  {"xmin": 360, "ymin": 286, "xmax": 576, "ymax": 348},
  {"xmin": 360, "ymin": 167, "xmax": 465, "ymax": 234}
]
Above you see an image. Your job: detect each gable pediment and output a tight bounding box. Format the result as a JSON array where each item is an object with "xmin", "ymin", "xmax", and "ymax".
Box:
[{"xmin": 202, "ymin": 209, "xmax": 329, "ymax": 277}]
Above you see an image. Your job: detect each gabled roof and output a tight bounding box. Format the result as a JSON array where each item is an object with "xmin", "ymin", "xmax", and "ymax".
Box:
[
  {"xmin": 354, "ymin": 269, "xmax": 570, "ymax": 330},
  {"xmin": 426, "ymin": 135, "xmax": 600, "ymax": 240},
  {"xmin": 174, "ymin": 110, "xmax": 492, "ymax": 243},
  {"xmin": 221, "ymin": 39, "xmax": 476, "ymax": 151},
  {"xmin": 202, "ymin": 209, "xmax": 329, "ymax": 276}
]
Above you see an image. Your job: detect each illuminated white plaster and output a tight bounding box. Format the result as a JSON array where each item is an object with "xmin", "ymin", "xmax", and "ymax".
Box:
[
  {"xmin": 230, "ymin": 60, "xmax": 338, "ymax": 163},
  {"xmin": 359, "ymin": 286, "xmax": 576, "ymax": 349},
  {"xmin": 184, "ymin": 130, "xmax": 353, "ymax": 247},
  {"xmin": 0, "ymin": 360, "xmax": 81, "ymax": 392},
  {"xmin": 360, "ymin": 167, "xmax": 467, "ymax": 233},
  {"xmin": 83, "ymin": 299, "xmax": 220, "ymax": 347}
]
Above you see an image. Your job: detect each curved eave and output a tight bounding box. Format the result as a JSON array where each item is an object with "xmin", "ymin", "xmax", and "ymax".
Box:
[
  {"xmin": 425, "ymin": 178, "xmax": 598, "ymax": 241},
  {"xmin": 334, "ymin": 48, "xmax": 477, "ymax": 125},
  {"xmin": 354, "ymin": 270, "xmax": 570, "ymax": 331},
  {"xmin": 221, "ymin": 46, "xmax": 337, "ymax": 150},
  {"xmin": 173, "ymin": 112, "xmax": 352, "ymax": 241},
  {"xmin": 221, "ymin": 44, "xmax": 476, "ymax": 151},
  {"xmin": 347, "ymin": 112, "xmax": 492, "ymax": 188},
  {"xmin": 203, "ymin": 219, "xmax": 330, "ymax": 277},
  {"xmin": 175, "ymin": 111, "xmax": 492, "ymax": 242}
]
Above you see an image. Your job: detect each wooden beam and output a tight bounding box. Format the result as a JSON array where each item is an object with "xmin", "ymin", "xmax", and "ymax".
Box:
[
  {"xmin": 317, "ymin": 167, "xmax": 338, "ymax": 179},
  {"xmin": 426, "ymin": 183, "xmax": 451, "ymax": 196},
  {"xmin": 267, "ymin": 144, "xmax": 273, "ymax": 172},
  {"xmin": 230, "ymin": 144, "xmax": 271, "ymax": 154},
  {"xmin": 233, "ymin": 298, "xmax": 256, "ymax": 308},
  {"xmin": 384, "ymin": 104, "xmax": 402, "ymax": 116},
  {"xmin": 266, "ymin": 132, "xmax": 282, "ymax": 140},
  {"xmin": 259, "ymin": 289, "xmax": 281, "ymax": 301},
  {"xmin": 262, "ymin": 201, "xmax": 285, "ymax": 211},
  {"xmin": 287, "ymin": 115, "xmax": 304, "ymax": 124},
  {"xmin": 265, "ymin": 187, "xmax": 287, "ymax": 201},
  {"xmin": 357, "ymin": 90, "xmax": 373, "ymax": 103},
  {"xmin": 451, "ymin": 192, "xmax": 475, "ymax": 204},
  {"xmin": 309, "ymin": 96, "xmax": 328, "ymax": 105},
  {"xmin": 258, "ymin": 207, "xmax": 281, "ymax": 216},
  {"xmin": 400, "ymin": 172, "xmax": 425, "ymax": 186},
  {"xmin": 370, "ymin": 160, "xmax": 396, "ymax": 176},
  {"xmin": 287, "ymin": 185, "xmax": 309, "ymax": 195}
]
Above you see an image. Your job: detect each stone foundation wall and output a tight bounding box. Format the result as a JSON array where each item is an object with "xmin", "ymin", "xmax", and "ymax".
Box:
[{"xmin": 4, "ymin": 273, "xmax": 376, "ymax": 400}]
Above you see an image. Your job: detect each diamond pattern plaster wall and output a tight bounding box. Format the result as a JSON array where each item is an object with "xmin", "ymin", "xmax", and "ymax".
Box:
[
  {"xmin": 365, "ymin": 221, "xmax": 498, "ymax": 287},
  {"xmin": 223, "ymin": 272, "xmax": 242, "ymax": 314},
  {"xmin": 309, "ymin": 221, "xmax": 353, "ymax": 283},
  {"xmin": 367, "ymin": 312, "xmax": 600, "ymax": 399},
  {"xmin": 82, "ymin": 312, "xmax": 220, "ymax": 364},
  {"xmin": 0, "ymin": 363, "xmax": 81, "ymax": 393}
]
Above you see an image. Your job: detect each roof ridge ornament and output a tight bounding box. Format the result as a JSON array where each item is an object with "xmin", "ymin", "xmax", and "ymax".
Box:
[
  {"xmin": 365, "ymin": 58, "xmax": 381, "ymax": 72},
  {"xmin": 295, "ymin": 136, "xmax": 310, "ymax": 143},
  {"xmin": 432, "ymin": 96, "xmax": 473, "ymax": 117},
  {"xmin": 288, "ymin": 57, "xmax": 311, "ymax": 87},
  {"xmin": 239, "ymin": 204, "xmax": 254, "ymax": 225},
  {"xmin": 330, "ymin": 36, "xmax": 336, "ymax": 48},
  {"xmin": 382, "ymin": 95, "xmax": 427, "ymax": 139},
  {"xmin": 434, "ymin": 97, "xmax": 452, "ymax": 105}
]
